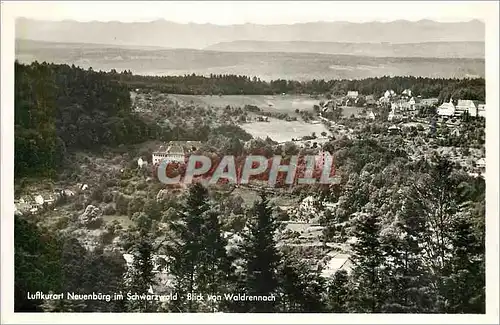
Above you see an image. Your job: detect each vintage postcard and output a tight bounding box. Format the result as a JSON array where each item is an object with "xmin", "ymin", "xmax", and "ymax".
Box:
[{"xmin": 1, "ymin": 1, "xmax": 498, "ymax": 324}]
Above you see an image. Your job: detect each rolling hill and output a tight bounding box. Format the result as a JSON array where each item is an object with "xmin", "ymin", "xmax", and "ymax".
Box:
[
  {"xmin": 205, "ymin": 41, "xmax": 485, "ymax": 59},
  {"xmin": 16, "ymin": 39, "xmax": 485, "ymax": 81}
]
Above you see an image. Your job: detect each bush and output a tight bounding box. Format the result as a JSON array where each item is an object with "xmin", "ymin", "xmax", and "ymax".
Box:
[
  {"xmin": 53, "ymin": 216, "xmax": 70, "ymax": 230},
  {"xmin": 276, "ymin": 210, "xmax": 290, "ymax": 222},
  {"xmin": 90, "ymin": 187, "xmax": 104, "ymax": 203},
  {"xmin": 143, "ymin": 199, "xmax": 162, "ymax": 220},
  {"xmin": 86, "ymin": 217, "xmax": 103, "ymax": 230},
  {"xmin": 222, "ymin": 213, "xmax": 247, "ymax": 232},
  {"xmin": 103, "ymin": 204, "xmax": 116, "ymax": 215},
  {"xmin": 136, "ymin": 181, "xmax": 148, "ymax": 191},
  {"xmin": 114, "ymin": 194, "xmax": 130, "ymax": 215},
  {"xmin": 103, "ymin": 191, "xmax": 114, "ymax": 203},
  {"xmin": 127, "ymin": 197, "xmax": 145, "ymax": 218}
]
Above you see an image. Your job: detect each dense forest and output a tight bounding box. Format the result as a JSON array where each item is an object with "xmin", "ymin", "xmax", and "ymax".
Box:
[
  {"xmin": 111, "ymin": 70, "xmax": 485, "ymax": 102},
  {"xmin": 15, "ymin": 62, "xmax": 162, "ymax": 178}
]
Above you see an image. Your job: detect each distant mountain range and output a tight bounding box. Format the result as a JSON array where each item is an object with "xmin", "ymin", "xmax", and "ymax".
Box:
[
  {"xmin": 205, "ymin": 41, "xmax": 484, "ymax": 59},
  {"xmin": 16, "ymin": 18, "xmax": 485, "ymax": 50}
]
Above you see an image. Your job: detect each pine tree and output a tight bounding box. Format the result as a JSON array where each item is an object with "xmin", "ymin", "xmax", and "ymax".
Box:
[
  {"xmin": 239, "ymin": 192, "xmax": 280, "ymax": 312},
  {"xmin": 81, "ymin": 247, "xmax": 128, "ymax": 312},
  {"xmin": 348, "ymin": 212, "xmax": 385, "ymax": 313},
  {"xmin": 197, "ymin": 209, "xmax": 235, "ymax": 312},
  {"xmin": 326, "ymin": 270, "xmax": 350, "ymax": 313},
  {"xmin": 14, "ymin": 216, "xmax": 63, "ymax": 312},
  {"xmin": 380, "ymin": 187, "xmax": 435, "ymax": 313},
  {"xmin": 278, "ymin": 253, "xmax": 326, "ymax": 312},
  {"xmin": 442, "ymin": 216, "xmax": 485, "ymax": 313},
  {"xmin": 168, "ymin": 183, "xmax": 210, "ymax": 312},
  {"xmin": 407, "ymin": 156, "xmax": 461, "ymax": 311},
  {"xmin": 125, "ymin": 213, "xmax": 157, "ymax": 312}
]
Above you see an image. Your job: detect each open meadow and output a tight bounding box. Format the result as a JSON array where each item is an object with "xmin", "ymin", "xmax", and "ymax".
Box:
[
  {"xmin": 168, "ymin": 94, "xmax": 320, "ymax": 114},
  {"xmin": 168, "ymin": 94, "xmax": 332, "ymax": 142}
]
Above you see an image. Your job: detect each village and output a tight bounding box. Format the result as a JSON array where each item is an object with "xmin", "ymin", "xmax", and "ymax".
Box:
[
  {"xmin": 13, "ymin": 83, "xmax": 486, "ymax": 292},
  {"xmin": 15, "ymin": 86, "xmax": 486, "ymax": 220}
]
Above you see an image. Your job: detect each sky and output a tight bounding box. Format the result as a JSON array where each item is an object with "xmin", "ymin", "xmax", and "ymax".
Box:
[{"xmin": 5, "ymin": 1, "xmax": 490, "ymax": 25}]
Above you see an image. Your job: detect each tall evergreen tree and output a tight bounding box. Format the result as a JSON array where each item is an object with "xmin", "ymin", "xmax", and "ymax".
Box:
[
  {"xmin": 277, "ymin": 253, "xmax": 326, "ymax": 312},
  {"xmin": 239, "ymin": 192, "xmax": 280, "ymax": 312},
  {"xmin": 441, "ymin": 215, "xmax": 485, "ymax": 313},
  {"xmin": 348, "ymin": 212, "xmax": 385, "ymax": 313},
  {"xmin": 14, "ymin": 216, "xmax": 63, "ymax": 312},
  {"xmin": 125, "ymin": 214, "xmax": 157, "ymax": 312},
  {"xmin": 168, "ymin": 183, "xmax": 210, "ymax": 312},
  {"xmin": 380, "ymin": 186, "xmax": 435, "ymax": 313},
  {"xmin": 197, "ymin": 209, "xmax": 235, "ymax": 312},
  {"xmin": 326, "ymin": 270, "xmax": 350, "ymax": 313}
]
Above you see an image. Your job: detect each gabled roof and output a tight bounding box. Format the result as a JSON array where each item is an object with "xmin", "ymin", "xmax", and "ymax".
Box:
[
  {"xmin": 439, "ymin": 101, "xmax": 455, "ymax": 109},
  {"xmin": 166, "ymin": 145, "xmax": 185, "ymax": 155},
  {"xmin": 456, "ymin": 99, "xmax": 479, "ymax": 108}
]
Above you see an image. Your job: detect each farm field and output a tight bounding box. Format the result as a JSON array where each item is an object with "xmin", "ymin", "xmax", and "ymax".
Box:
[
  {"xmin": 241, "ymin": 119, "xmax": 329, "ymax": 143},
  {"xmin": 168, "ymin": 94, "xmax": 321, "ymax": 114},
  {"xmin": 168, "ymin": 94, "xmax": 331, "ymax": 142}
]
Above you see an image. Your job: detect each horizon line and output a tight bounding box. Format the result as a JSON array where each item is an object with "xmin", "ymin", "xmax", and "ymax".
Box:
[{"xmin": 16, "ymin": 17, "xmax": 485, "ymax": 25}]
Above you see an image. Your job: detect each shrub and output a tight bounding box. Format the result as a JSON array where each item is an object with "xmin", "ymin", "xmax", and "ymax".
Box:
[
  {"xmin": 86, "ymin": 217, "xmax": 103, "ymax": 230},
  {"xmin": 114, "ymin": 194, "xmax": 130, "ymax": 215},
  {"xmin": 127, "ymin": 197, "xmax": 145, "ymax": 218},
  {"xmin": 103, "ymin": 204, "xmax": 116, "ymax": 215},
  {"xmin": 103, "ymin": 191, "xmax": 114, "ymax": 203},
  {"xmin": 136, "ymin": 181, "xmax": 148, "ymax": 191},
  {"xmin": 53, "ymin": 216, "xmax": 70, "ymax": 230}
]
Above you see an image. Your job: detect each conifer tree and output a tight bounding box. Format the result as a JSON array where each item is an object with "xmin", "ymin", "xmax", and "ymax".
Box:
[
  {"xmin": 197, "ymin": 209, "xmax": 235, "ymax": 312},
  {"xmin": 125, "ymin": 213, "xmax": 157, "ymax": 312},
  {"xmin": 348, "ymin": 212, "xmax": 385, "ymax": 312},
  {"xmin": 380, "ymin": 188, "xmax": 435, "ymax": 313},
  {"xmin": 168, "ymin": 183, "xmax": 210, "ymax": 312},
  {"xmin": 326, "ymin": 270, "xmax": 350, "ymax": 313},
  {"xmin": 277, "ymin": 253, "xmax": 326, "ymax": 312},
  {"xmin": 442, "ymin": 216, "xmax": 485, "ymax": 313},
  {"xmin": 239, "ymin": 192, "xmax": 280, "ymax": 312},
  {"xmin": 15, "ymin": 216, "xmax": 63, "ymax": 312}
]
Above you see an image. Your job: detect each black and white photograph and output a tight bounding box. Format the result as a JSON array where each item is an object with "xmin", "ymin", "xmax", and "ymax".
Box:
[{"xmin": 1, "ymin": 1, "xmax": 498, "ymax": 323}]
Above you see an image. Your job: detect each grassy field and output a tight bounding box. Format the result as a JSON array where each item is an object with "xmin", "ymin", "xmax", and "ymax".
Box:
[
  {"xmin": 168, "ymin": 94, "xmax": 321, "ymax": 114},
  {"xmin": 241, "ymin": 119, "xmax": 329, "ymax": 143},
  {"xmin": 168, "ymin": 94, "xmax": 331, "ymax": 142}
]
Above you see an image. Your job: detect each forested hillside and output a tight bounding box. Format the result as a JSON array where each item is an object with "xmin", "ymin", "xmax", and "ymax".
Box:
[
  {"xmin": 15, "ymin": 62, "xmax": 161, "ymax": 178},
  {"xmin": 113, "ymin": 72, "xmax": 485, "ymax": 102}
]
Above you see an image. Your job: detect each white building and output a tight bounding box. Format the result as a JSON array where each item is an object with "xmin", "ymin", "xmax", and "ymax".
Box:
[
  {"xmin": 402, "ymin": 89, "xmax": 412, "ymax": 97},
  {"xmin": 384, "ymin": 89, "xmax": 396, "ymax": 99},
  {"xmin": 34, "ymin": 195, "xmax": 44, "ymax": 206},
  {"xmin": 437, "ymin": 99, "xmax": 455, "ymax": 116},
  {"xmin": 456, "ymin": 100, "xmax": 478, "ymax": 117},
  {"xmin": 347, "ymin": 91, "xmax": 359, "ymax": 98},
  {"xmin": 123, "ymin": 254, "xmax": 170, "ymax": 274},
  {"xmin": 152, "ymin": 145, "xmax": 185, "ymax": 165},
  {"xmin": 478, "ymin": 104, "xmax": 486, "ymax": 118}
]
